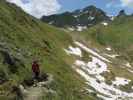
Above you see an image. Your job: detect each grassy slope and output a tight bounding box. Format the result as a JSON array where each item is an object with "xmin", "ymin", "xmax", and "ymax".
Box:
[
  {"xmin": 0, "ymin": 1, "xmax": 97, "ymax": 100},
  {"xmin": 79, "ymin": 15, "xmax": 133, "ymax": 62},
  {"xmin": 68, "ymin": 15, "xmax": 133, "ymax": 94}
]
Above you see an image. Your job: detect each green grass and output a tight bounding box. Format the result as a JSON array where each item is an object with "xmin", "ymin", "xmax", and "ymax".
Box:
[
  {"xmin": 79, "ymin": 15, "xmax": 133, "ymax": 61},
  {"xmin": 1, "ymin": 0, "xmax": 133, "ymax": 99},
  {"xmin": 0, "ymin": 0, "xmax": 98, "ymax": 99}
]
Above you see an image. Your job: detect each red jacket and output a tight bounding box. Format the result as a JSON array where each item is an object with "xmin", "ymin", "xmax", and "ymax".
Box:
[{"xmin": 32, "ymin": 63, "xmax": 40, "ymax": 73}]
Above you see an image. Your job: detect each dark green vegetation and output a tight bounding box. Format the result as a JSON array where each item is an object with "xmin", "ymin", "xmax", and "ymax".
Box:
[
  {"xmin": 41, "ymin": 5, "xmax": 109, "ymax": 28},
  {"xmin": 0, "ymin": 0, "xmax": 98, "ymax": 99}
]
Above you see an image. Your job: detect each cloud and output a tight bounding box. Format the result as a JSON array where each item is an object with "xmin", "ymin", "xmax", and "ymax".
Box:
[
  {"xmin": 6, "ymin": 0, "xmax": 61, "ymax": 18},
  {"xmin": 120, "ymin": 0, "xmax": 133, "ymax": 8}
]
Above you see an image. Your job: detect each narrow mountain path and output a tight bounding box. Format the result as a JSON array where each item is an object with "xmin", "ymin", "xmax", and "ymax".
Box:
[
  {"xmin": 24, "ymin": 86, "xmax": 44, "ymax": 100},
  {"xmin": 20, "ymin": 74, "xmax": 54, "ymax": 100}
]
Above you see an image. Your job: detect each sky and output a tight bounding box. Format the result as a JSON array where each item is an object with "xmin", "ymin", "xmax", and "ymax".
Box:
[{"xmin": 6, "ymin": 0, "xmax": 133, "ymax": 18}]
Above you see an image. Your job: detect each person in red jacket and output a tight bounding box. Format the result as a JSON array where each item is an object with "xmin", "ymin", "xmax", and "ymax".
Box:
[{"xmin": 32, "ymin": 60, "xmax": 40, "ymax": 79}]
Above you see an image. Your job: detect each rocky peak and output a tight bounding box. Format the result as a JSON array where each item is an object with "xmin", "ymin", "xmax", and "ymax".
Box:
[
  {"xmin": 41, "ymin": 5, "xmax": 110, "ymax": 30},
  {"xmin": 117, "ymin": 10, "xmax": 127, "ymax": 17}
]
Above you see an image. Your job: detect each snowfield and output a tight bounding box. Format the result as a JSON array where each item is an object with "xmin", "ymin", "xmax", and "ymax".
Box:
[
  {"xmin": 75, "ymin": 56, "xmax": 109, "ymax": 75},
  {"xmin": 65, "ymin": 41, "xmax": 133, "ymax": 100},
  {"xmin": 76, "ymin": 68, "xmax": 133, "ymax": 100},
  {"xmin": 75, "ymin": 41, "xmax": 111, "ymax": 63}
]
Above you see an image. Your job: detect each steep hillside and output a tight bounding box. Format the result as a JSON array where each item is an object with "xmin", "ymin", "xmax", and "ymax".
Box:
[
  {"xmin": 64, "ymin": 39, "xmax": 133, "ymax": 100},
  {"xmin": 1, "ymin": 0, "xmax": 133, "ymax": 100},
  {"xmin": 78, "ymin": 14, "xmax": 133, "ymax": 62},
  {"xmin": 41, "ymin": 5, "xmax": 109, "ymax": 30},
  {"xmin": 0, "ymin": 0, "xmax": 98, "ymax": 100},
  {"xmin": 62, "ymin": 13, "xmax": 133, "ymax": 99}
]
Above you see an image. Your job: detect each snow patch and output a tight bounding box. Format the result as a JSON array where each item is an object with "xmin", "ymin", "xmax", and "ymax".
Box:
[
  {"xmin": 84, "ymin": 10, "xmax": 89, "ymax": 14},
  {"xmin": 87, "ymin": 56, "xmax": 108, "ymax": 74},
  {"xmin": 104, "ymin": 54, "xmax": 119, "ymax": 58},
  {"xmin": 75, "ymin": 41, "xmax": 111, "ymax": 63},
  {"xmin": 67, "ymin": 27, "xmax": 75, "ymax": 31},
  {"xmin": 112, "ymin": 77, "xmax": 131, "ymax": 86},
  {"xmin": 110, "ymin": 16, "xmax": 115, "ymax": 21},
  {"xmin": 106, "ymin": 47, "xmax": 112, "ymax": 51},
  {"xmin": 76, "ymin": 68, "xmax": 133, "ymax": 100},
  {"xmin": 65, "ymin": 42, "xmax": 133, "ymax": 99},
  {"xmin": 88, "ymin": 16, "xmax": 95, "ymax": 20},
  {"xmin": 64, "ymin": 46, "xmax": 82, "ymax": 57},
  {"xmin": 97, "ymin": 94, "xmax": 113, "ymax": 100},
  {"xmin": 75, "ymin": 56, "xmax": 108, "ymax": 75},
  {"xmin": 125, "ymin": 63, "xmax": 132, "ymax": 68},
  {"xmin": 76, "ymin": 26, "xmax": 87, "ymax": 31},
  {"xmin": 128, "ymin": 69, "xmax": 133, "ymax": 73},
  {"xmin": 75, "ymin": 60, "xmax": 85, "ymax": 66},
  {"xmin": 86, "ymin": 88, "xmax": 94, "ymax": 93},
  {"xmin": 73, "ymin": 15, "xmax": 78, "ymax": 18},
  {"xmin": 102, "ymin": 22, "xmax": 108, "ymax": 26}
]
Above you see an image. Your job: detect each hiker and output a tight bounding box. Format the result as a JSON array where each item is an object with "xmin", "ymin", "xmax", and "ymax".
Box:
[{"xmin": 32, "ymin": 60, "xmax": 40, "ymax": 80}]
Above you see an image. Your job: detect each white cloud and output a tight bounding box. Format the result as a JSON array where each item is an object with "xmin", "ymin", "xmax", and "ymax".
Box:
[
  {"xmin": 120, "ymin": 0, "xmax": 133, "ymax": 8},
  {"xmin": 6, "ymin": 0, "xmax": 61, "ymax": 18}
]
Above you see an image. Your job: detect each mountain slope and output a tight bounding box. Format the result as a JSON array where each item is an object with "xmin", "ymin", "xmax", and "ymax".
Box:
[
  {"xmin": 41, "ymin": 5, "xmax": 109, "ymax": 29},
  {"xmin": 63, "ymin": 14, "xmax": 133, "ymax": 99},
  {"xmin": 0, "ymin": 0, "xmax": 98, "ymax": 100},
  {"xmin": 1, "ymin": 0, "xmax": 133, "ymax": 100},
  {"xmin": 79, "ymin": 14, "xmax": 133, "ymax": 61},
  {"xmin": 64, "ymin": 40, "xmax": 133, "ymax": 100}
]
